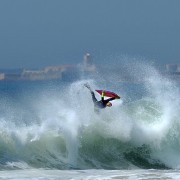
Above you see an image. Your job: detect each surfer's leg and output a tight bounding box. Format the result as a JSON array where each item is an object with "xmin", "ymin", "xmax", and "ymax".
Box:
[
  {"xmin": 91, "ymin": 91, "xmax": 98, "ymax": 103},
  {"xmin": 84, "ymin": 84, "xmax": 97, "ymax": 102},
  {"xmin": 84, "ymin": 84, "xmax": 98, "ymax": 104}
]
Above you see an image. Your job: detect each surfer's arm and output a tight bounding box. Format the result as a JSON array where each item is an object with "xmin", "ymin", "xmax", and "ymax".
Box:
[
  {"xmin": 105, "ymin": 97, "xmax": 116, "ymax": 102},
  {"xmin": 101, "ymin": 91, "xmax": 116, "ymax": 102}
]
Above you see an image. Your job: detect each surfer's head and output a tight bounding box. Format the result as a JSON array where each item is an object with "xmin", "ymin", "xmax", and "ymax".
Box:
[{"xmin": 106, "ymin": 102, "xmax": 112, "ymax": 107}]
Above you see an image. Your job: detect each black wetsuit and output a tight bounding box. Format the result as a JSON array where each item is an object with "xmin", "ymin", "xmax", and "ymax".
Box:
[{"xmin": 90, "ymin": 91, "xmax": 115, "ymax": 109}]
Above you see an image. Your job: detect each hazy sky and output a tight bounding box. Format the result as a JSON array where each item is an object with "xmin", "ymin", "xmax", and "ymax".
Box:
[{"xmin": 0, "ymin": 0, "xmax": 180, "ymax": 68}]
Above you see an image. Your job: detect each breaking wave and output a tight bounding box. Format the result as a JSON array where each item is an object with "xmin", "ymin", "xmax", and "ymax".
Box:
[{"xmin": 0, "ymin": 62, "xmax": 179, "ymax": 170}]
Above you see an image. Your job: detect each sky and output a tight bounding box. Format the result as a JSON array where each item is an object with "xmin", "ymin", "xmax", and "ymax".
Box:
[{"xmin": 0, "ymin": 0, "xmax": 180, "ymax": 69}]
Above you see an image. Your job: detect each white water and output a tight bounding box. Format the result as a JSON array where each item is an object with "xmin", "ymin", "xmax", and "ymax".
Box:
[
  {"xmin": 0, "ymin": 169, "xmax": 180, "ymax": 180},
  {"xmin": 0, "ymin": 62, "xmax": 179, "ymax": 172}
]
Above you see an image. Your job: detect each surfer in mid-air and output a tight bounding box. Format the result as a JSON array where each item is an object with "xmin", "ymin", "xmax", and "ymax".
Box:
[{"xmin": 84, "ymin": 84, "xmax": 120, "ymax": 112}]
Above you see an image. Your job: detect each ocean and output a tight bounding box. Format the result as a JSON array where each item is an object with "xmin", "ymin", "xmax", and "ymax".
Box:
[{"xmin": 0, "ymin": 63, "xmax": 180, "ymax": 179}]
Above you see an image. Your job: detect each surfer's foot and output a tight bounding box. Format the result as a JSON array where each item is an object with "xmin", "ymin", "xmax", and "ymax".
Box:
[{"xmin": 84, "ymin": 83, "xmax": 91, "ymax": 90}]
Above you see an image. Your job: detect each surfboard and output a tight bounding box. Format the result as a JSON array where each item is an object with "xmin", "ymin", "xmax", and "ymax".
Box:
[{"xmin": 95, "ymin": 90, "xmax": 120, "ymax": 99}]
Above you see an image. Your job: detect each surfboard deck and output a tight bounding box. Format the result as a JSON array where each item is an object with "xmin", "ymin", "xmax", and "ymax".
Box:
[{"xmin": 95, "ymin": 90, "xmax": 120, "ymax": 99}]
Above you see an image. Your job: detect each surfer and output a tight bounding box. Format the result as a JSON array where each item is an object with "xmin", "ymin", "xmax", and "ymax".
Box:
[{"xmin": 84, "ymin": 84, "xmax": 119, "ymax": 111}]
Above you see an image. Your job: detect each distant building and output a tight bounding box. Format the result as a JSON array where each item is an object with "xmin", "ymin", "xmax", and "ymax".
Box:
[
  {"xmin": 21, "ymin": 66, "xmax": 64, "ymax": 81},
  {"xmin": 166, "ymin": 64, "xmax": 178, "ymax": 72},
  {"xmin": 21, "ymin": 69, "xmax": 46, "ymax": 80},
  {"xmin": 83, "ymin": 53, "xmax": 96, "ymax": 71},
  {"xmin": 177, "ymin": 65, "xmax": 180, "ymax": 72},
  {"xmin": 0, "ymin": 53, "xmax": 97, "ymax": 81},
  {"xmin": 61, "ymin": 65, "xmax": 80, "ymax": 81},
  {"xmin": 0, "ymin": 73, "xmax": 5, "ymax": 80},
  {"xmin": 5, "ymin": 73, "xmax": 21, "ymax": 80}
]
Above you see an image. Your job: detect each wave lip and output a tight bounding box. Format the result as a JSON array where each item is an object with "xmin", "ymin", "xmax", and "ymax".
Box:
[{"xmin": 0, "ymin": 61, "xmax": 179, "ymax": 170}]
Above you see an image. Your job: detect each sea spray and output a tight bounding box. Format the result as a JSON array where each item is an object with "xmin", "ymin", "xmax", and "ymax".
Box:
[{"xmin": 0, "ymin": 61, "xmax": 179, "ymax": 169}]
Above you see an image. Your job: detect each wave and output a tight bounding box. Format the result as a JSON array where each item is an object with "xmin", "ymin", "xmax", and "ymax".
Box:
[{"xmin": 0, "ymin": 62, "xmax": 179, "ymax": 170}]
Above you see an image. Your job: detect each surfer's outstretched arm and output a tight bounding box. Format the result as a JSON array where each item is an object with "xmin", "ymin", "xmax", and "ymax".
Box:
[
  {"xmin": 108, "ymin": 97, "xmax": 116, "ymax": 101},
  {"xmin": 103, "ymin": 97, "xmax": 116, "ymax": 103}
]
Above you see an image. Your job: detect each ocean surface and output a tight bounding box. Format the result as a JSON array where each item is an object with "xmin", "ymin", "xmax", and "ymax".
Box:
[{"xmin": 0, "ymin": 64, "xmax": 180, "ymax": 179}]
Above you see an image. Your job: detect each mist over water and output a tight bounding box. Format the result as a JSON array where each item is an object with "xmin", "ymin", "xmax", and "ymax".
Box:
[{"xmin": 0, "ymin": 60, "xmax": 179, "ymax": 170}]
